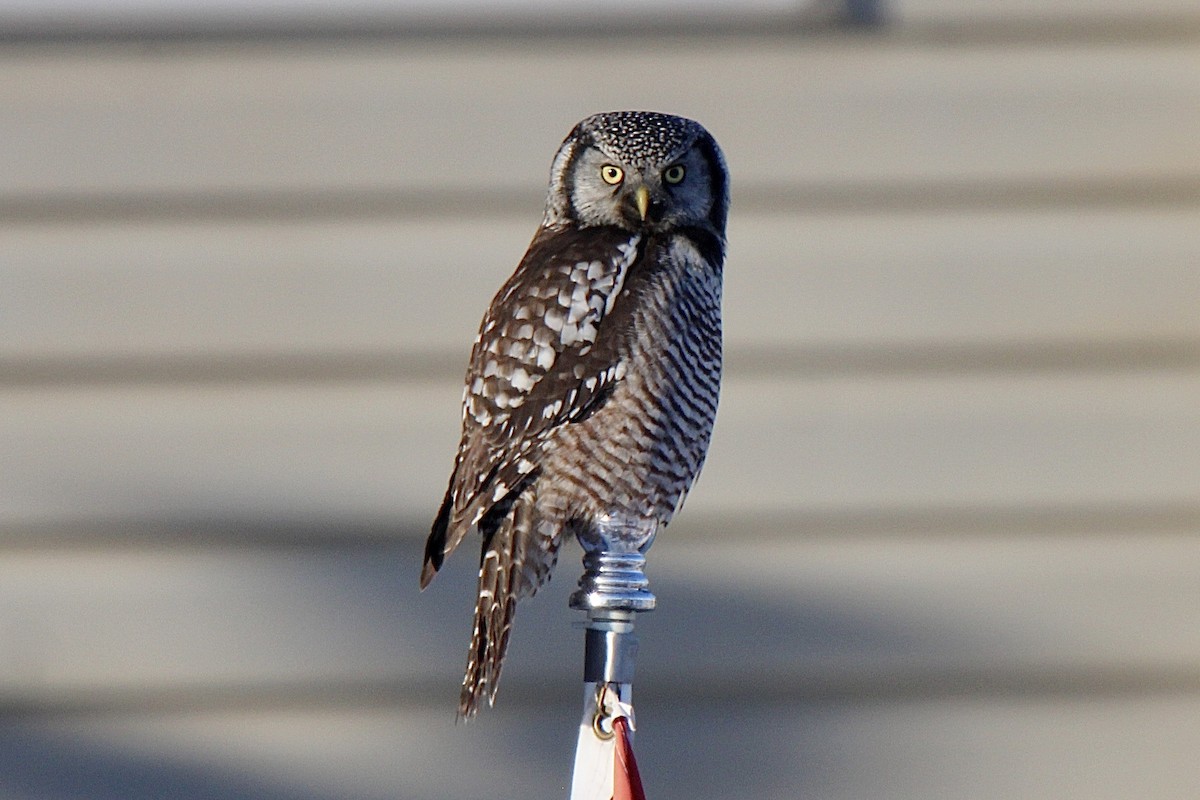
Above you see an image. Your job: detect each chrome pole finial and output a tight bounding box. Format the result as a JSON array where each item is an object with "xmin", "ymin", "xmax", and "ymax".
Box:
[{"xmin": 570, "ymin": 515, "xmax": 658, "ymax": 613}]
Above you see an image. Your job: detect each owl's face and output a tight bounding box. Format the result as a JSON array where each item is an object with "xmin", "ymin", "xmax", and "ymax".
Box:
[{"xmin": 543, "ymin": 111, "xmax": 729, "ymax": 236}]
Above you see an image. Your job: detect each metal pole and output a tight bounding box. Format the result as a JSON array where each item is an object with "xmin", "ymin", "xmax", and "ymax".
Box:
[{"xmin": 568, "ymin": 520, "xmax": 656, "ymax": 800}]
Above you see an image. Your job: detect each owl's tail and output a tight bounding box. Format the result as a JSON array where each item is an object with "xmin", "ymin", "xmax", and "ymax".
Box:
[{"xmin": 459, "ymin": 520, "xmax": 520, "ymax": 718}]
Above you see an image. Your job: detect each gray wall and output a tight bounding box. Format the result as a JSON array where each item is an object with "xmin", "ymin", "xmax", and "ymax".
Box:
[{"xmin": 2, "ymin": 2, "xmax": 1198, "ymax": 798}]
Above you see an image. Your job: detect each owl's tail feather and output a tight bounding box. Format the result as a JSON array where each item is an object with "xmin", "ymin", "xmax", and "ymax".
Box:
[
  {"xmin": 420, "ymin": 486, "xmax": 454, "ymax": 589},
  {"xmin": 459, "ymin": 520, "xmax": 519, "ymax": 719}
]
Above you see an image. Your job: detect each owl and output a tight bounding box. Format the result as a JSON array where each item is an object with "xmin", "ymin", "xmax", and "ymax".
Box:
[{"xmin": 421, "ymin": 111, "xmax": 729, "ymax": 717}]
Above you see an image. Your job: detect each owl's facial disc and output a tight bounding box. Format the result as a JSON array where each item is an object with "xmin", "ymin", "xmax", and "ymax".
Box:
[{"xmin": 560, "ymin": 134, "xmax": 718, "ymax": 234}]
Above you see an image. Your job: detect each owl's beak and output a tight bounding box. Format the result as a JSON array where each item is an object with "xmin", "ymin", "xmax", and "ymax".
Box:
[{"xmin": 634, "ymin": 186, "xmax": 651, "ymax": 221}]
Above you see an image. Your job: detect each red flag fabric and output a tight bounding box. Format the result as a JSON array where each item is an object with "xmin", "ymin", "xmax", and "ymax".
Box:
[{"xmin": 612, "ymin": 716, "xmax": 646, "ymax": 800}]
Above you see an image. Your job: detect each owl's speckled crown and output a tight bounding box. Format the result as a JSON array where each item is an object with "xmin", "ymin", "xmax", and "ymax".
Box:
[{"xmin": 574, "ymin": 110, "xmax": 706, "ymax": 167}]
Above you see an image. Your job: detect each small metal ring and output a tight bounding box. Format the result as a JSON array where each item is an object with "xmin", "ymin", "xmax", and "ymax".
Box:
[
  {"xmin": 592, "ymin": 709, "xmax": 615, "ymax": 741},
  {"xmin": 592, "ymin": 684, "xmax": 616, "ymax": 740}
]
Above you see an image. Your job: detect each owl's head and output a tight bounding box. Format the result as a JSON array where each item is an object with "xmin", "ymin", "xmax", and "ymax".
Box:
[{"xmin": 543, "ymin": 111, "xmax": 729, "ymax": 236}]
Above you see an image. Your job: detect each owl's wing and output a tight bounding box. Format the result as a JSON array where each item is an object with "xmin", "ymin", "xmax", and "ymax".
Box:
[{"xmin": 421, "ymin": 225, "xmax": 646, "ymax": 582}]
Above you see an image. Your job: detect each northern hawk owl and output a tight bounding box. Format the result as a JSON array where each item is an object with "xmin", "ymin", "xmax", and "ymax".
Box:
[{"xmin": 421, "ymin": 111, "xmax": 729, "ymax": 717}]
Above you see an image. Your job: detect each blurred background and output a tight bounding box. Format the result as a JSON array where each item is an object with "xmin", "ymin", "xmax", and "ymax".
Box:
[{"xmin": 2, "ymin": 1, "xmax": 1199, "ymax": 798}]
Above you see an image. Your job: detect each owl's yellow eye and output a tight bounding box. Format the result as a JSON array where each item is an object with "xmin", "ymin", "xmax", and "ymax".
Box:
[
  {"xmin": 600, "ymin": 165, "xmax": 624, "ymax": 185},
  {"xmin": 663, "ymin": 164, "xmax": 686, "ymax": 185}
]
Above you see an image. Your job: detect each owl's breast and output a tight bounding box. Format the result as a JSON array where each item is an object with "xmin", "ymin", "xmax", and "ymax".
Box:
[
  {"xmin": 623, "ymin": 233, "xmax": 723, "ymax": 391},
  {"xmin": 538, "ymin": 232, "xmax": 723, "ymax": 528}
]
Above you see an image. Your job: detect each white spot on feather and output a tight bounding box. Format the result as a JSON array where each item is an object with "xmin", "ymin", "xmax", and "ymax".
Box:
[
  {"xmin": 567, "ymin": 285, "xmax": 590, "ymax": 324},
  {"xmin": 509, "ymin": 367, "xmax": 536, "ymax": 392}
]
